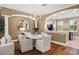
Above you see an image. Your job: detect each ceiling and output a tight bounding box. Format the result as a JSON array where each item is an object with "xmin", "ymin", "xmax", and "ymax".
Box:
[
  {"xmin": 47, "ymin": 8, "xmax": 79, "ymax": 19},
  {"xmin": 0, "ymin": 4, "xmax": 76, "ymax": 16}
]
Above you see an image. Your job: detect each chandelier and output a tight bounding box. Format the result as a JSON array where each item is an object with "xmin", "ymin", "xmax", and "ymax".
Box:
[
  {"xmin": 32, "ymin": 5, "xmax": 40, "ymax": 32},
  {"xmin": 33, "ymin": 5, "xmax": 38, "ymax": 28}
]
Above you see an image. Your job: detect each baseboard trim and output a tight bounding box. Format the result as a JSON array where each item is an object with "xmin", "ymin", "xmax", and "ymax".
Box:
[
  {"xmin": 51, "ymin": 40, "xmax": 66, "ymax": 46},
  {"xmin": 51, "ymin": 40, "xmax": 79, "ymax": 49},
  {"xmin": 66, "ymin": 44, "xmax": 79, "ymax": 49}
]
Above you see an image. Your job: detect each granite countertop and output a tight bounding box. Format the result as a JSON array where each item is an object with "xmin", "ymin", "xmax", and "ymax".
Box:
[{"xmin": 52, "ymin": 31, "xmax": 69, "ymax": 34}]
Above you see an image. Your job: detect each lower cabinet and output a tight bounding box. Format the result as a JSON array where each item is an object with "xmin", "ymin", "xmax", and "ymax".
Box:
[{"xmin": 51, "ymin": 32, "xmax": 69, "ymax": 43}]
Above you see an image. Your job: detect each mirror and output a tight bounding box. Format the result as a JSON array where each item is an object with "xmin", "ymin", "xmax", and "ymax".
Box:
[{"xmin": 17, "ymin": 20, "xmax": 29, "ymax": 31}]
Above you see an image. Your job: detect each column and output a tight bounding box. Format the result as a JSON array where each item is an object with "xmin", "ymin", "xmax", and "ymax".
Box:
[{"xmin": 3, "ymin": 15, "xmax": 10, "ymax": 36}]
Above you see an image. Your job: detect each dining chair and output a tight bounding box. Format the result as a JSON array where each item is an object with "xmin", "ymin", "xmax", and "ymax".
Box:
[
  {"xmin": 36, "ymin": 34, "xmax": 51, "ymax": 53},
  {"xmin": 0, "ymin": 35, "xmax": 14, "ymax": 55},
  {"xmin": 18, "ymin": 34, "xmax": 33, "ymax": 52},
  {"xmin": 0, "ymin": 43, "xmax": 14, "ymax": 55},
  {"xmin": 5, "ymin": 35, "xmax": 12, "ymax": 43}
]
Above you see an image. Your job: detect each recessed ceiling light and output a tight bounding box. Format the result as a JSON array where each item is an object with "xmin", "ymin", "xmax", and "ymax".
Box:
[
  {"xmin": 53, "ymin": 14, "xmax": 56, "ymax": 16},
  {"xmin": 61, "ymin": 11, "xmax": 65, "ymax": 15},
  {"xmin": 73, "ymin": 9, "xmax": 78, "ymax": 13},
  {"xmin": 62, "ymin": 11, "xmax": 65, "ymax": 13}
]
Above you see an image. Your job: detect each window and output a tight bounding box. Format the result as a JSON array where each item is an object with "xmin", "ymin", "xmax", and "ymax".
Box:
[
  {"xmin": 57, "ymin": 20, "xmax": 63, "ymax": 31},
  {"xmin": 69, "ymin": 19, "xmax": 77, "ymax": 30}
]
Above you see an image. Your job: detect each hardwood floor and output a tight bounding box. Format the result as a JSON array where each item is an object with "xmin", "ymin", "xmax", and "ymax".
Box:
[{"xmin": 14, "ymin": 42, "xmax": 79, "ymax": 55}]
